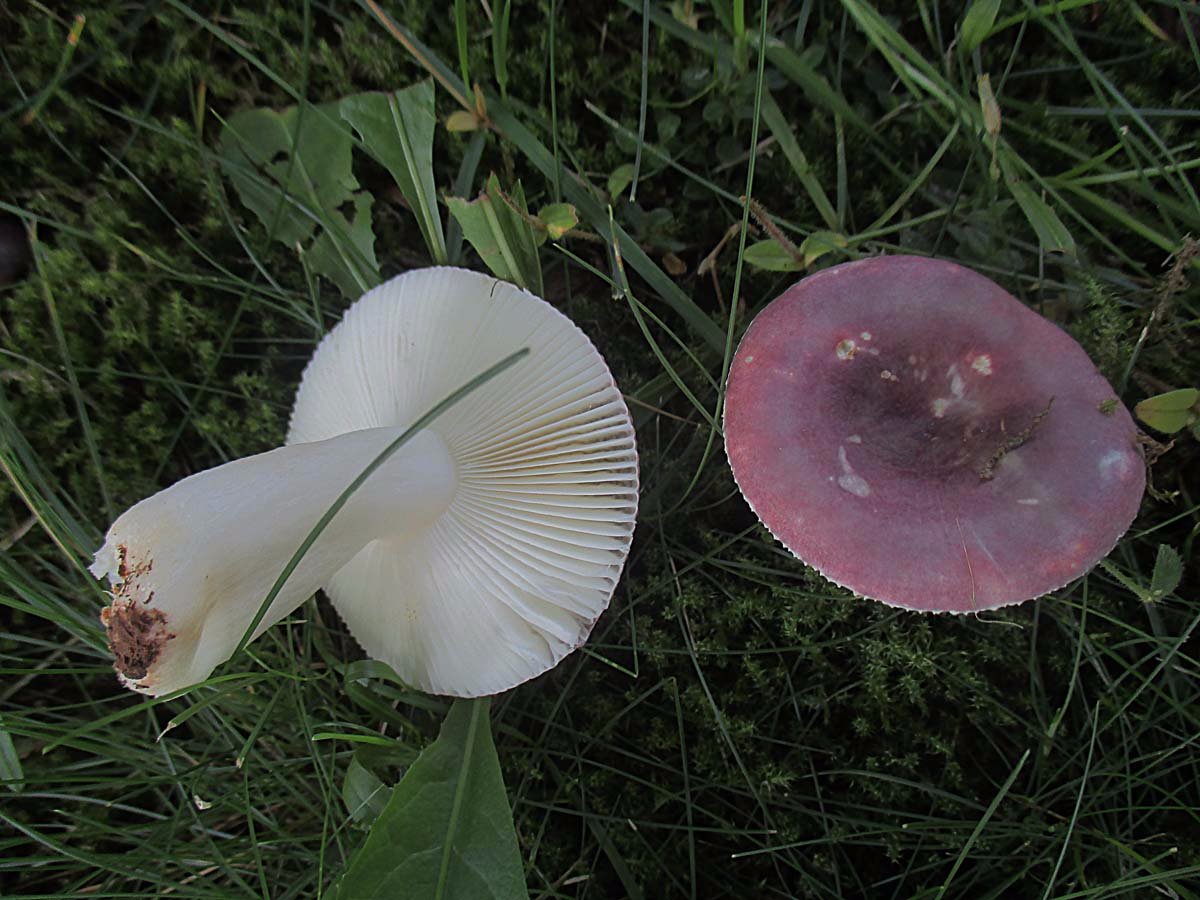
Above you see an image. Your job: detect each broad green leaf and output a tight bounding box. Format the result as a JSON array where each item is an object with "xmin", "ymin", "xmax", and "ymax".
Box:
[
  {"xmin": 978, "ymin": 74, "xmax": 1002, "ymax": 180},
  {"xmin": 537, "ymin": 202, "xmax": 579, "ymax": 241},
  {"xmin": 607, "ymin": 163, "xmax": 636, "ymax": 200},
  {"xmin": 343, "ymin": 755, "xmax": 392, "ymax": 825},
  {"xmin": 218, "ymin": 102, "xmax": 380, "ymax": 295},
  {"xmin": 1150, "ymin": 545, "xmax": 1183, "ymax": 600},
  {"xmin": 219, "ymin": 103, "xmax": 357, "ymax": 246},
  {"xmin": 744, "ymin": 239, "xmax": 802, "ymax": 272},
  {"xmin": 999, "ymin": 156, "xmax": 1076, "ymax": 256},
  {"xmin": 340, "ymin": 82, "xmax": 447, "ymax": 264},
  {"xmin": 978, "ymin": 74, "xmax": 1001, "ymax": 137},
  {"xmin": 305, "ymin": 191, "xmax": 379, "ymax": 298},
  {"xmin": 446, "ymin": 174, "xmax": 543, "ymax": 294},
  {"xmin": 0, "ymin": 725, "xmax": 22, "ymax": 793},
  {"xmin": 800, "ymin": 230, "xmax": 848, "ymax": 266},
  {"xmin": 960, "ymin": 0, "xmax": 1002, "ymax": 54},
  {"xmin": 759, "ymin": 92, "xmax": 838, "ymax": 230},
  {"xmin": 1135, "ymin": 388, "xmax": 1200, "ymax": 434},
  {"xmin": 333, "ymin": 699, "xmax": 528, "ymax": 900},
  {"xmin": 744, "ymin": 231, "xmax": 846, "ymax": 272}
]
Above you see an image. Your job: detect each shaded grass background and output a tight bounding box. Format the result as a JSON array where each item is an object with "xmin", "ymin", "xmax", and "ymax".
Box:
[{"xmin": 1, "ymin": 1, "xmax": 1198, "ymax": 897}]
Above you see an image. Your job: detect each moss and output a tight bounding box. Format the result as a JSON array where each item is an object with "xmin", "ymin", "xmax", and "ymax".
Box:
[{"xmin": 1070, "ymin": 277, "xmax": 1138, "ymax": 382}]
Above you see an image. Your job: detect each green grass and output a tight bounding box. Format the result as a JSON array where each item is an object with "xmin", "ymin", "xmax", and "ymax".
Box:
[{"xmin": 2, "ymin": 1, "xmax": 1199, "ymax": 897}]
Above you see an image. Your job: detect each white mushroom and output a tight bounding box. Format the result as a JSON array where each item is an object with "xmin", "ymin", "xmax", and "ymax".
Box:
[{"xmin": 92, "ymin": 268, "xmax": 639, "ymax": 697}]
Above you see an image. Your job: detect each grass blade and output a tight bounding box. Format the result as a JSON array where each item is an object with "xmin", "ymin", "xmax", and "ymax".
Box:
[{"xmin": 233, "ymin": 348, "xmax": 530, "ymax": 658}]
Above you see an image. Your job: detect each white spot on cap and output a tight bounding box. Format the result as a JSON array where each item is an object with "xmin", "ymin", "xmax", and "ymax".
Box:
[
  {"xmin": 1017, "ymin": 498, "xmax": 1039, "ymax": 506},
  {"xmin": 836, "ymin": 339, "xmax": 857, "ymax": 360},
  {"xmin": 932, "ymin": 398, "xmax": 951, "ymax": 418},
  {"xmin": 1098, "ymin": 449, "xmax": 1132, "ymax": 480},
  {"xmin": 846, "ymin": 434, "xmax": 862, "ymax": 444},
  {"xmin": 837, "ymin": 446, "xmax": 871, "ymax": 498},
  {"xmin": 971, "ymin": 354, "xmax": 993, "ymax": 375},
  {"xmin": 948, "ymin": 365, "xmax": 966, "ymax": 399},
  {"xmin": 860, "ymin": 331, "xmax": 873, "ymax": 341},
  {"xmin": 838, "ymin": 473, "xmax": 871, "ymax": 498},
  {"xmin": 880, "ymin": 369, "xmax": 899, "ymax": 382},
  {"xmin": 744, "ymin": 354, "xmax": 755, "ymax": 363}
]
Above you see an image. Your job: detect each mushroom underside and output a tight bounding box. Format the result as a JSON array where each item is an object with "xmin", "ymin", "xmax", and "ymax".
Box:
[{"xmin": 92, "ymin": 267, "xmax": 640, "ymax": 698}]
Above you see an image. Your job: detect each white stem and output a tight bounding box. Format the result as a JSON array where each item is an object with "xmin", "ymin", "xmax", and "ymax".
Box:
[{"xmin": 91, "ymin": 428, "xmax": 456, "ymax": 696}]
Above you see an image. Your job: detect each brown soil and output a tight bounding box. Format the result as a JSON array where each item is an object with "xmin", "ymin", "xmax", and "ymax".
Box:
[{"xmin": 100, "ymin": 602, "xmax": 174, "ymax": 682}]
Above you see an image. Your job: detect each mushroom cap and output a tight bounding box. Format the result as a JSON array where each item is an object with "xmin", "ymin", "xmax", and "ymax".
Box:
[
  {"xmin": 724, "ymin": 256, "xmax": 1144, "ymax": 613},
  {"xmin": 288, "ymin": 267, "xmax": 639, "ymax": 695}
]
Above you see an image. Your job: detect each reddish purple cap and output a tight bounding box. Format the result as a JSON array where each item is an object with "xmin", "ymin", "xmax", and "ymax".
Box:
[{"xmin": 724, "ymin": 256, "xmax": 1145, "ymax": 613}]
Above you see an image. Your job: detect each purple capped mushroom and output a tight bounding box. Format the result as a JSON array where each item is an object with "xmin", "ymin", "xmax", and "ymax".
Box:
[{"xmin": 724, "ymin": 255, "xmax": 1145, "ymax": 613}]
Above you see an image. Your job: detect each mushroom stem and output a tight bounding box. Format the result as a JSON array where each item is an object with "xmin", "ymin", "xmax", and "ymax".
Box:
[{"xmin": 91, "ymin": 427, "xmax": 457, "ymax": 696}]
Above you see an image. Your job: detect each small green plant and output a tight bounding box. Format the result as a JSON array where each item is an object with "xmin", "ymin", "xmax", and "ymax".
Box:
[
  {"xmin": 1099, "ymin": 545, "xmax": 1185, "ymax": 604},
  {"xmin": 218, "ymin": 80, "xmax": 448, "ymax": 299},
  {"xmin": 445, "ymin": 173, "xmax": 545, "ymax": 294},
  {"xmin": 333, "ymin": 699, "xmax": 528, "ymax": 900}
]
